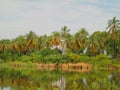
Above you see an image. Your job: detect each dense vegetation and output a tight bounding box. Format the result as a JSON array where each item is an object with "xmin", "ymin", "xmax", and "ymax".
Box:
[{"xmin": 0, "ymin": 17, "xmax": 120, "ymax": 66}]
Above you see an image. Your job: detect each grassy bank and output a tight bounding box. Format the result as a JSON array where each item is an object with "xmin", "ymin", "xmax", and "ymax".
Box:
[{"xmin": 0, "ymin": 55, "xmax": 120, "ymax": 70}]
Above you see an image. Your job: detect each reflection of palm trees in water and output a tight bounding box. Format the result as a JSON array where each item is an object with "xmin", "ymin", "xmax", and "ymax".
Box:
[
  {"xmin": 52, "ymin": 75, "xmax": 66, "ymax": 90},
  {"xmin": 83, "ymin": 77, "xmax": 89, "ymax": 90},
  {"xmin": 108, "ymin": 74, "xmax": 112, "ymax": 80}
]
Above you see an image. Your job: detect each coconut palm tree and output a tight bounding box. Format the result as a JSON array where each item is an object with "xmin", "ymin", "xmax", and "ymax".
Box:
[
  {"xmin": 43, "ymin": 34, "xmax": 50, "ymax": 48},
  {"xmin": 61, "ymin": 26, "xmax": 70, "ymax": 40},
  {"xmin": 74, "ymin": 28, "xmax": 89, "ymax": 54},
  {"xmin": 50, "ymin": 31, "xmax": 61, "ymax": 48},
  {"xmin": 65, "ymin": 34, "xmax": 73, "ymax": 49},
  {"xmin": 106, "ymin": 17, "xmax": 120, "ymax": 36},
  {"xmin": 10, "ymin": 42, "xmax": 18, "ymax": 54},
  {"xmin": 117, "ymin": 30, "xmax": 120, "ymax": 53},
  {"xmin": 86, "ymin": 33, "xmax": 100, "ymax": 56},
  {"xmin": 25, "ymin": 31, "xmax": 38, "ymax": 52},
  {"xmin": 14, "ymin": 35, "xmax": 26, "ymax": 55},
  {"xmin": 0, "ymin": 39, "xmax": 10, "ymax": 53},
  {"xmin": 99, "ymin": 31, "xmax": 108, "ymax": 54},
  {"xmin": 37, "ymin": 36, "xmax": 44, "ymax": 50},
  {"xmin": 37, "ymin": 34, "xmax": 50, "ymax": 49},
  {"xmin": 91, "ymin": 31, "xmax": 108, "ymax": 54},
  {"xmin": 59, "ymin": 26, "xmax": 70, "ymax": 53},
  {"xmin": 106, "ymin": 17, "xmax": 120, "ymax": 57}
]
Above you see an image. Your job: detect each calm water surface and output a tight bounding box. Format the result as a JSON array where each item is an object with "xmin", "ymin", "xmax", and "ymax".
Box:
[{"xmin": 0, "ymin": 67, "xmax": 120, "ymax": 90}]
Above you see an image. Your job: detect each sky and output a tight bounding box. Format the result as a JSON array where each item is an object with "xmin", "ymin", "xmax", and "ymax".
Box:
[{"xmin": 0, "ymin": 0, "xmax": 120, "ymax": 39}]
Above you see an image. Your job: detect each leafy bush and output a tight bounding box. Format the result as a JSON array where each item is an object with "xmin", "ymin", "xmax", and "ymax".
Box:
[
  {"xmin": 41, "ymin": 48, "xmax": 61, "ymax": 56},
  {"xmin": 95, "ymin": 54, "xmax": 109, "ymax": 61},
  {"xmin": 30, "ymin": 53, "xmax": 43, "ymax": 63},
  {"xmin": 43, "ymin": 54, "xmax": 63, "ymax": 63},
  {"xmin": 68, "ymin": 53, "xmax": 80, "ymax": 63},
  {"xmin": 79, "ymin": 55, "xmax": 91, "ymax": 62},
  {"xmin": 20, "ymin": 55, "xmax": 31, "ymax": 62}
]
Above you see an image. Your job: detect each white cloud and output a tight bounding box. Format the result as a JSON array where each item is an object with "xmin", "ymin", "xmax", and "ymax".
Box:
[
  {"xmin": 81, "ymin": 0, "xmax": 99, "ymax": 3},
  {"xmin": 0, "ymin": 0, "xmax": 119, "ymax": 39}
]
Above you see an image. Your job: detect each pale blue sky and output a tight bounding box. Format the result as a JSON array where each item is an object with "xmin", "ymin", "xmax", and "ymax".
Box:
[{"xmin": 0, "ymin": 0, "xmax": 120, "ymax": 39}]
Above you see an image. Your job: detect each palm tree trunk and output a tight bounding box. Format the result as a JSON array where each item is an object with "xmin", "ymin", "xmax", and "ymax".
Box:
[{"xmin": 113, "ymin": 39, "xmax": 115, "ymax": 58}]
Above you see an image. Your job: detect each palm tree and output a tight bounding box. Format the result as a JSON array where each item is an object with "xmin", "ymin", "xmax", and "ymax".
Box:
[
  {"xmin": 10, "ymin": 42, "xmax": 18, "ymax": 54},
  {"xmin": 60, "ymin": 26, "xmax": 70, "ymax": 53},
  {"xmin": 86, "ymin": 33, "xmax": 100, "ymax": 56},
  {"xmin": 74, "ymin": 28, "xmax": 89, "ymax": 54},
  {"xmin": 0, "ymin": 39, "xmax": 10, "ymax": 53},
  {"xmin": 50, "ymin": 31, "xmax": 61, "ymax": 47},
  {"xmin": 91, "ymin": 31, "xmax": 108, "ymax": 54},
  {"xmin": 99, "ymin": 31, "xmax": 108, "ymax": 54},
  {"xmin": 43, "ymin": 34, "xmax": 50, "ymax": 48},
  {"xmin": 106, "ymin": 17, "xmax": 120, "ymax": 36},
  {"xmin": 61, "ymin": 26, "xmax": 70, "ymax": 40},
  {"xmin": 117, "ymin": 30, "xmax": 120, "ymax": 53},
  {"xmin": 65, "ymin": 34, "xmax": 73, "ymax": 49},
  {"xmin": 25, "ymin": 31, "xmax": 38, "ymax": 52},
  {"xmin": 14, "ymin": 35, "xmax": 26, "ymax": 55},
  {"xmin": 37, "ymin": 36, "xmax": 44, "ymax": 50},
  {"xmin": 106, "ymin": 17, "xmax": 120, "ymax": 57},
  {"xmin": 37, "ymin": 34, "xmax": 50, "ymax": 49}
]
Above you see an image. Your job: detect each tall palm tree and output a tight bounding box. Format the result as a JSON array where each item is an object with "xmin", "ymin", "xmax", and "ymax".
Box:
[
  {"xmin": 0, "ymin": 39, "xmax": 10, "ymax": 53},
  {"xmin": 74, "ymin": 28, "xmax": 89, "ymax": 54},
  {"xmin": 60, "ymin": 26, "xmax": 70, "ymax": 53},
  {"xmin": 25, "ymin": 31, "xmax": 38, "ymax": 52},
  {"xmin": 106, "ymin": 17, "xmax": 120, "ymax": 36},
  {"xmin": 116, "ymin": 30, "xmax": 120, "ymax": 53},
  {"xmin": 10, "ymin": 42, "xmax": 18, "ymax": 54},
  {"xmin": 37, "ymin": 36, "xmax": 44, "ymax": 50},
  {"xmin": 99, "ymin": 31, "xmax": 108, "ymax": 54},
  {"xmin": 50, "ymin": 31, "xmax": 61, "ymax": 47},
  {"xmin": 91, "ymin": 31, "xmax": 108, "ymax": 54},
  {"xmin": 38, "ymin": 34, "xmax": 50, "ymax": 49},
  {"xmin": 106, "ymin": 17, "xmax": 120, "ymax": 57},
  {"xmin": 61, "ymin": 26, "xmax": 70, "ymax": 40},
  {"xmin": 65, "ymin": 34, "xmax": 73, "ymax": 49},
  {"xmin": 86, "ymin": 33, "xmax": 100, "ymax": 56},
  {"xmin": 14, "ymin": 35, "xmax": 26, "ymax": 55}
]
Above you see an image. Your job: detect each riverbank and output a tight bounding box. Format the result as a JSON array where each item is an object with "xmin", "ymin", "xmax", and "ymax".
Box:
[
  {"xmin": 0, "ymin": 47, "xmax": 120, "ymax": 71},
  {"xmin": 1, "ymin": 62, "xmax": 93, "ymax": 72},
  {"xmin": 1, "ymin": 60, "xmax": 120, "ymax": 73}
]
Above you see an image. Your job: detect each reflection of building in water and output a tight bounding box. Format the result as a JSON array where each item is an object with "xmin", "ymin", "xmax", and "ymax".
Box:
[{"xmin": 52, "ymin": 75, "xmax": 66, "ymax": 90}]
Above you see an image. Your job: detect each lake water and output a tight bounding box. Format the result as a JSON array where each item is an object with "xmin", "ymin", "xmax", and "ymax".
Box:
[{"xmin": 0, "ymin": 67, "xmax": 120, "ymax": 90}]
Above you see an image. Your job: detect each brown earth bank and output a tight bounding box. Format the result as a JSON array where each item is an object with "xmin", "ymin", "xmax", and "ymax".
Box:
[{"xmin": 10, "ymin": 62, "xmax": 93, "ymax": 72}]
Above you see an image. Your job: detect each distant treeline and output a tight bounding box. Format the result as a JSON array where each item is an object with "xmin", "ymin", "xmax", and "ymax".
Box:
[{"xmin": 0, "ymin": 17, "xmax": 120, "ymax": 63}]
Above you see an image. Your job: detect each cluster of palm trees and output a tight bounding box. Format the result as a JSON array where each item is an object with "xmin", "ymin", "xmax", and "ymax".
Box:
[{"xmin": 0, "ymin": 17, "xmax": 120, "ymax": 59}]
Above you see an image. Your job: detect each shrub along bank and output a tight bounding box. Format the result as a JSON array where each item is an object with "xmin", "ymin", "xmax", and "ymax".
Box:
[{"xmin": 0, "ymin": 48, "xmax": 119, "ymax": 69}]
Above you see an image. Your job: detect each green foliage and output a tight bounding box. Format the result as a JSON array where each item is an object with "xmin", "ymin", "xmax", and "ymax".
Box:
[
  {"xmin": 20, "ymin": 55, "xmax": 31, "ymax": 62},
  {"xmin": 91, "ymin": 81, "xmax": 99, "ymax": 90},
  {"xmin": 43, "ymin": 54, "xmax": 58, "ymax": 63},
  {"xmin": 30, "ymin": 53, "xmax": 43, "ymax": 63},
  {"xmin": 41, "ymin": 48, "xmax": 61, "ymax": 56},
  {"xmin": 53, "ymin": 88, "xmax": 59, "ymax": 90},
  {"xmin": 79, "ymin": 55, "xmax": 91, "ymax": 62},
  {"xmin": 0, "ymin": 51, "xmax": 20, "ymax": 62},
  {"xmin": 101, "ymin": 79, "xmax": 118, "ymax": 90},
  {"xmin": 91, "ymin": 54, "xmax": 113, "ymax": 69},
  {"xmin": 68, "ymin": 53, "xmax": 80, "ymax": 63},
  {"xmin": 72, "ymin": 81, "xmax": 79, "ymax": 90},
  {"xmin": 39, "ymin": 49, "xmax": 62, "ymax": 63},
  {"xmin": 0, "ymin": 63, "xmax": 120, "ymax": 90},
  {"xmin": 95, "ymin": 54, "xmax": 109, "ymax": 61},
  {"xmin": 0, "ymin": 17, "xmax": 120, "ymax": 67}
]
